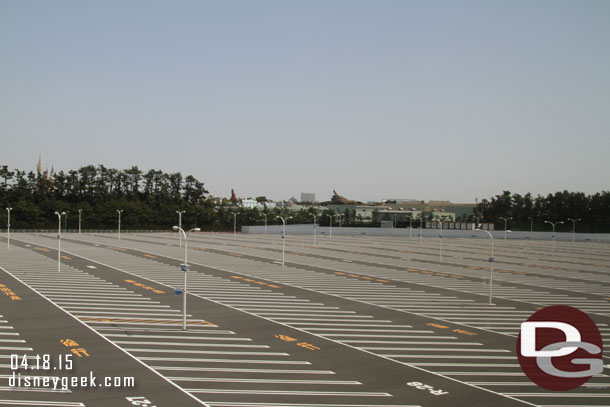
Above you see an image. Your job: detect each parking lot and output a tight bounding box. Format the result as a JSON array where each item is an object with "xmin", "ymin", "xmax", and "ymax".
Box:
[{"xmin": 0, "ymin": 231, "xmax": 609, "ymax": 407}]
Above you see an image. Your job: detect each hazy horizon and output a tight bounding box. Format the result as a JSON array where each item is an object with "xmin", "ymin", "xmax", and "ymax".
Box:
[{"xmin": 2, "ymin": 1, "xmax": 609, "ymax": 203}]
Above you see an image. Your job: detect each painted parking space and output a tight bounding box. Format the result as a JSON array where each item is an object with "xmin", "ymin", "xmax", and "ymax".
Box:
[
  {"xmin": 5, "ymin": 232, "xmax": 610, "ymax": 407},
  {"xmin": 2, "ymin": 236, "xmax": 475, "ymax": 407},
  {"xmin": 0, "ymin": 247, "xmax": 204, "ymax": 407}
]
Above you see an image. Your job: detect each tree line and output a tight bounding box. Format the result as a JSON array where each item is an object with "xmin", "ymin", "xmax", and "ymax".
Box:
[
  {"xmin": 1, "ymin": 164, "xmax": 213, "ymax": 230},
  {"xmin": 476, "ymin": 190, "xmax": 610, "ymax": 233},
  {"xmin": 2, "ymin": 164, "xmax": 609, "ymax": 233},
  {"xmin": 0, "ymin": 163, "xmax": 339, "ymax": 231}
]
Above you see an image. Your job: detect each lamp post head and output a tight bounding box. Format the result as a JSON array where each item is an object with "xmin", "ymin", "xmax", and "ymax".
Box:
[
  {"xmin": 172, "ymin": 226, "xmax": 179, "ymax": 231},
  {"xmin": 190, "ymin": 228, "xmax": 201, "ymax": 232}
]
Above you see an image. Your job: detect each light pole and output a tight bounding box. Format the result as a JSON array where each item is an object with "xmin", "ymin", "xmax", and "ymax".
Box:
[
  {"xmin": 262, "ymin": 213, "xmax": 267, "ymax": 235},
  {"xmin": 528, "ymin": 216, "xmax": 533, "ymax": 233},
  {"xmin": 311, "ymin": 214, "xmax": 317, "ymax": 246},
  {"xmin": 54, "ymin": 211, "xmax": 66, "ymax": 272},
  {"xmin": 544, "ymin": 220, "xmax": 564, "ymax": 257},
  {"xmin": 394, "ymin": 213, "xmax": 397, "ymax": 228},
  {"xmin": 474, "ymin": 216, "xmax": 482, "ymax": 227},
  {"xmin": 406, "ymin": 216, "xmax": 413, "ymax": 238},
  {"xmin": 5, "ymin": 207, "xmax": 11, "ymax": 250},
  {"xmin": 173, "ymin": 226, "xmax": 201, "ymax": 330},
  {"xmin": 476, "ymin": 228, "xmax": 495, "ymax": 304},
  {"xmin": 336, "ymin": 214, "xmax": 343, "ymax": 229},
  {"xmin": 277, "ymin": 216, "xmax": 291, "ymax": 266},
  {"xmin": 567, "ymin": 218, "xmax": 581, "ymax": 244},
  {"xmin": 328, "ymin": 214, "xmax": 333, "ymax": 239},
  {"xmin": 499, "ymin": 217, "xmax": 512, "ymax": 240},
  {"xmin": 416, "ymin": 216, "xmax": 425, "ymax": 245},
  {"xmin": 176, "ymin": 211, "xmax": 185, "ymax": 247},
  {"xmin": 117, "ymin": 210, "xmax": 123, "ymax": 240},
  {"xmin": 232, "ymin": 212, "xmax": 237, "ymax": 240},
  {"xmin": 77, "ymin": 209, "xmax": 82, "ymax": 235},
  {"xmin": 436, "ymin": 218, "xmax": 443, "ymax": 262}
]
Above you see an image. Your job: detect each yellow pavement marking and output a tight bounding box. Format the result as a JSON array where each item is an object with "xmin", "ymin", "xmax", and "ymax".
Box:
[
  {"xmin": 0, "ymin": 283, "xmax": 22, "ymax": 301},
  {"xmin": 124, "ymin": 279, "xmax": 165, "ymax": 294},
  {"xmin": 231, "ymin": 275, "xmax": 281, "ymax": 289},
  {"xmin": 427, "ymin": 322, "xmax": 449, "ymax": 329},
  {"xmin": 107, "ymin": 246, "xmax": 127, "ymax": 252}
]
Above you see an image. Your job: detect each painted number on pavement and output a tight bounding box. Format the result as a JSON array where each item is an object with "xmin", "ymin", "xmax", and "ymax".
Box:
[
  {"xmin": 126, "ymin": 396, "xmax": 156, "ymax": 406},
  {"xmin": 407, "ymin": 381, "xmax": 448, "ymax": 396}
]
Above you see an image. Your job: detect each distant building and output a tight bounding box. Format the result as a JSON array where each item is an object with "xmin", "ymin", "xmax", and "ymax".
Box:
[
  {"xmin": 327, "ymin": 204, "xmax": 391, "ymax": 223},
  {"xmin": 36, "ymin": 154, "xmax": 55, "ymax": 181},
  {"xmin": 327, "ymin": 204, "xmax": 457, "ymax": 226},
  {"xmin": 383, "ymin": 198, "xmax": 420, "ymax": 204},
  {"xmin": 301, "ymin": 192, "xmax": 316, "ymax": 203},
  {"xmin": 242, "ymin": 198, "xmax": 258, "ymax": 209},
  {"xmin": 385, "ymin": 200, "xmax": 475, "ymax": 219}
]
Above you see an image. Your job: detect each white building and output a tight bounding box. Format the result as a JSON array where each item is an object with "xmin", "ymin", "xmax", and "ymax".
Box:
[
  {"xmin": 301, "ymin": 192, "xmax": 316, "ymax": 203},
  {"xmin": 242, "ymin": 199, "xmax": 258, "ymax": 209}
]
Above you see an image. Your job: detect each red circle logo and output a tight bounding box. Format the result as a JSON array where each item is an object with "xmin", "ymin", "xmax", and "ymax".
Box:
[{"xmin": 517, "ymin": 305, "xmax": 603, "ymax": 391}]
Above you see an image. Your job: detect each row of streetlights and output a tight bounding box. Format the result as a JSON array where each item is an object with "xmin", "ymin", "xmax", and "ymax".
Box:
[
  {"xmin": 0, "ymin": 208, "xmax": 591, "ymax": 330},
  {"xmin": 170, "ymin": 215, "xmax": 579, "ymax": 330},
  {"xmin": 498, "ymin": 217, "xmax": 581, "ymax": 242},
  {"xmin": 6, "ymin": 208, "xmax": 110, "ymax": 242},
  {"xmin": 473, "ymin": 218, "xmax": 580, "ymax": 305}
]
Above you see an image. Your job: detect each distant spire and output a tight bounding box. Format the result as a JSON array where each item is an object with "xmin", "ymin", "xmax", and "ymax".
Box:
[{"xmin": 37, "ymin": 154, "xmax": 42, "ymax": 176}]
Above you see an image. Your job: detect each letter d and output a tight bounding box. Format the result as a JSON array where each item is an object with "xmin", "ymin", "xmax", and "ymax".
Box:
[{"xmin": 521, "ymin": 321, "xmax": 581, "ymax": 357}]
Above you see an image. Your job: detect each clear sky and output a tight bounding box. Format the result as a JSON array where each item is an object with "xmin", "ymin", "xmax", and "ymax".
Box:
[{"xmin": 1, "ymin": 0, "xmax": 609, "ymax": 203}]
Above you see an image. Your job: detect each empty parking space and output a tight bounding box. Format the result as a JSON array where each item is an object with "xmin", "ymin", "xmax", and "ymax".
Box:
[{"xmin": 1, "ymin": 232, "xmax": 609, "ymax": 407}]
